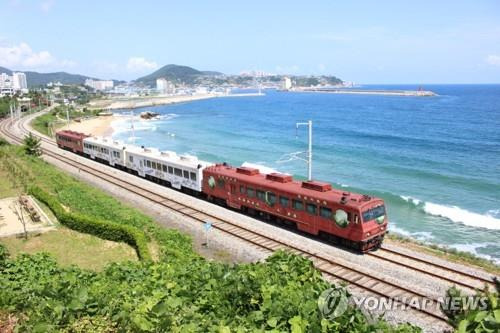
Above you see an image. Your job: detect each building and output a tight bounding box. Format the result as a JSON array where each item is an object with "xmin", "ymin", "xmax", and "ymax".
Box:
[
  {"xmin": 156, "ymin": 78, "xmax": 175, "ymax": 94},
  {"xmin": 85, "ymin": 79, "xmax": 114, "ymax": 91},
  {"xmin": 282, "ymin": 76, "xmax": 292, "ymax": 90},
  {"xmin": 0, "ymin": 72, "xmax": 28, "ymax": 95},
  {"xmin": 12, "ymin": 72, "xmax": 27, "ymax": 90}
]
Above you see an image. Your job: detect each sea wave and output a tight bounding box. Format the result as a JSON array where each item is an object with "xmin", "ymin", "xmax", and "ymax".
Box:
[
  {"xmin": 423, "ymin": 202, "xmax": 500, "ymax": 230},
  {"xmin": 400, "ymin": 195, "xmax": 422, "ymax": 206},
  {"xmin": 388, "ymin": 225, "xmax": 434, "ymax": 241},
  {"xmin": 398, "ymin": 195, "xmax": 500, "ymax": 230},
  {"xmin": 449, "ymin": 242, "xmax": 499, "ymax": 264}
]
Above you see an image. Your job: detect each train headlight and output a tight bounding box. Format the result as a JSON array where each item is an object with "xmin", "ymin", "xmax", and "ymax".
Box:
[{"xmin": 366, "ymin": 232, "xmax": 371, "ymax": 237}]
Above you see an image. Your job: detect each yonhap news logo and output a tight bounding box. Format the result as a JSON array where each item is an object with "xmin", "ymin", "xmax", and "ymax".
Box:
[
  {"xmin": 317, "ymin": 287, "xmax": 349, "ymax": 319},
  {"xmin": 318, "ymin": 289, "xmax": 489, "ymax": 319}
]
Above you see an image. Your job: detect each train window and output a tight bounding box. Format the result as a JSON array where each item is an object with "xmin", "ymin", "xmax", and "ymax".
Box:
[
  {"xmin": 183, "ymin": 170, "xmax": 189, "ymax": 179},
  {"xmin": 279, "ymin": 196, "xmax": 289, "ymax": 207},
  {"xmin": 256, "ymin": 190, "xmax": 265, "ymax": 200},
  {"xmin": 320, "ymin": 207, "xmax": 332, "ymax": 219},
  {"xmin": 190, "ymin": 172, "xmax": 196, "ymax": 181},
  {"xmin": 306, "ymin": 203, "xmax": 317, "ymax": 215},
  {"xmin": 168, "ymin": 166, "xmax": 173, "ymax": 174},
  {"xmin": 292, "ymin": 199, "xmax": 304, "ymax": 211},
  {"xmin": 240, "ymin": 185, "xmax": 245, "ymax": 194},
  {"xmin": 129, "ymin": 156, "xmax": 133, "ymax": 162},
  {"xmin": 152, "ymin": 162, "xmax": 157, "ymax": 169},
  {"xmin": 146, "ymin": 160, "xmax": 151, "ymax": 168},
  {"xmin": 247, "ymin": 187, "xmax": 255, "ymax": 197},
  {"xmin": 265, "ymin": 192, "xmax": 276, "ymax": 206},
  {"xmin": 174, "ymin": 168, "xmax": 182, "ymax": 176},
  {"xmin": 162, "ymin": 164, "xmax": 167, "ymax": 172},
  {"xmin": 362, "ymin": 205, "xmax": 386, "ymax": 223},
  {"xmin": 217, "ymin": 178, "xmax": 225, "ymax": 188}
]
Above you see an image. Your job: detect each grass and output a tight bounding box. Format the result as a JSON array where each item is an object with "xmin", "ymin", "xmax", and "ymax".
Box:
[
  {"xmin": 0, "ymin": 169, "xmax": 20, "ymax": 199},
  {"xmin": 0, "ymin": 228, "xmax": 138, "ymax": 271},
  {"xmin": 387, "ymin": 233, "xmax": 500, "ymax": 275},
  {"xmin": 0, "ymin": 142, "xmax": 196, "ymax": 263},
  {"xmin": 30, "ymin": 106, "xmax": 100, "ymax": 137}
]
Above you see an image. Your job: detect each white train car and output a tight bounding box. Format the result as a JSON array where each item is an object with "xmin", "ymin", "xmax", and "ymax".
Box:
[
  {"xmin": 83, "ymin": 136, "xmax": 126, "ymax": 168},
  {"xmin": 125, "ymin": 145, "xmax": 211, "ymax": 193}
]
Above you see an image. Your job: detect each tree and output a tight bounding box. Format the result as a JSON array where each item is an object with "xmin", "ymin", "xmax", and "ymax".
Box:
[{"xmin": 23, "ymin": 132, "xmax": 42, "ymax": 156}]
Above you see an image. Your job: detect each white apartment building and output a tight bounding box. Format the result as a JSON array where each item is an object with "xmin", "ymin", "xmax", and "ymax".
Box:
[
  {"xmin": 156, "ymin": 78, "xmax": 175, "ymax": 94},
  {"xmin": 0, "ymin": 72, "xmax": 28, "ymax": 95},
  {"xmin": 85, "ymin": 79, "xmax": 114, "ymax": 91},
  {"xmin": 282, "ymin": 76, "xmax": 292, "ymax": 90},
  {"xmin": 12, "ymin": 72, "xmax": 27, "ymax": 90}
]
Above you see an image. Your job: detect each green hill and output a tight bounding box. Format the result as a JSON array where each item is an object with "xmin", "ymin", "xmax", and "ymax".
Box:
[{"xmin": 135, "ymin": 64, "xmax": 223, "ymax": 86}]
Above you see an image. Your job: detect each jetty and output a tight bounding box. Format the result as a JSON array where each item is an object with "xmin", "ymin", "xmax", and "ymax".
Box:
[{"xmin": 297, "ymin": 87, "xmax": 437, "ymax": 97}]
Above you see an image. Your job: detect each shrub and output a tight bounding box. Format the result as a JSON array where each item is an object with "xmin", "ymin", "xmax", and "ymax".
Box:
[
  {"xmin": 0, "ymin": 243, "xmax": 9, "ymax": 264},
  {"xmin": 29, "ymin": 186, "xmax": 151, "ymax": 261}
]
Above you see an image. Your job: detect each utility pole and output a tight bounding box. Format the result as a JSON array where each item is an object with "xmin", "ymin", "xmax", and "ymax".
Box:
[
  {"xmin": 296, "ymin": 120, "xmax": 313, "ymax": 181},
  {"xmin": 130, "ymin": 110, "xmax": 135, "ymax": 144},
  {"xmin": 66, "ymin": 107, "xmax": 70, "ymax": 128}
]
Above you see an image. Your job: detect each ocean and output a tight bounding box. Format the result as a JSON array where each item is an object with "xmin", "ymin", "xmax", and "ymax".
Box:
[{"xmin": 112, "ymin": 85, "xmax": 500, "ymax": 262}]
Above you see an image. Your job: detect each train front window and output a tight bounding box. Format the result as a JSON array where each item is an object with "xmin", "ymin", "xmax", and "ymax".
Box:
[{"xmin": 362, "ymin": 205, "xmax": 386, "ymax": 222}]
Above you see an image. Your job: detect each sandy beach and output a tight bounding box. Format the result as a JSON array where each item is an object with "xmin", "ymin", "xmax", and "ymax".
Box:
[{"xmin": 63, "ymin": 115, "xmax": 116, "ymax": 137}]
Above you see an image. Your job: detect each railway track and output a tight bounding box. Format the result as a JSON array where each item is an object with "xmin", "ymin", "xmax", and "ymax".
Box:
[{"xmin": 3, "ymin": 112, "xmax": 494, "ymax": 325}]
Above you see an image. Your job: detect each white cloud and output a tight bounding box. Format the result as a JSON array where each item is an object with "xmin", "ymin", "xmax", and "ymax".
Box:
[
  {"xmin": 0, "ymin": 42, "xmax": 76, "ymax": 70},
  {"xmin": 486, "ymin": 55, "xmax": 500, "ymax": 66},
  {"xmin": 126, "ymin": 57, "xmax": 158, "ymax": 72},
  {"xmin": 40, "ymin": 0, "xmax": 55, "ymax": 13}
]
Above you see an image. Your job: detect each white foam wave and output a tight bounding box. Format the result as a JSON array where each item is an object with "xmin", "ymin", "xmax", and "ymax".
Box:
[
  {"xmin": 423, "ymin": 202, "xmax": 500, "ymax": 230},
  {"xmin": 242, "ymin": 162, "xmax": 280, "ymax": 175},
  {"xmin": 388, "ymin": 225, "xmax": 412, "ymax": 237},
  {"xmin": 111, "ymin": 118, "xmax": 157, "ymax": 135},
  {"xmin": 486, "ymin": 209, "xmax": 500, "ymax": 219},
  {"xmin": 400, "ymin": 195, "xmax": 422, "ymax": 206},
  {"xmin": 340, "ymin": 184, "xmax": 349, "ymax": 188},
  {"xmin": 449, "ymin": 242, "xmax": 499, "ymax": 264}
]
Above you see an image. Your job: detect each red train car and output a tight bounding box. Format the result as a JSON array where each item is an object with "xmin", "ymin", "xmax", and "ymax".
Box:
[
  {"xmin": 202, "ymin": 164, "xmax": 387, "ymax": 251},
  {"xmin": 56, "ymin": 130, "xmax": 88, "ymax": 154}
]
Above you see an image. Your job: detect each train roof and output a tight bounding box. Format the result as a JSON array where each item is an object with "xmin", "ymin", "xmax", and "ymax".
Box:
[
  {"xmin": 84, "ymin": 136, "xmax": 127, "ymax": 150},
  {"xmin": 206, "ymin": 164, "xmax": 381, "ymax": 210},
  {"xmin": 127, "ymin": 144, "xmax": 211, "ymax": 169},
  {"xmin": 56, "ymin": 130, "xmax": 89, "ymax": 140}
]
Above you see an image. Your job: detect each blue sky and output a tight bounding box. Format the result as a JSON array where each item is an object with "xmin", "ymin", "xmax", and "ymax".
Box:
[{"xmin": 1, "ymin": 0, "xmax": 500, "ymax": 83}]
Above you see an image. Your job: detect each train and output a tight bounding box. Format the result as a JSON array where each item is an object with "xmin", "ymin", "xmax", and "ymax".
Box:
[{"xmin": 56, "ymin": 129, "xmax": 387, "ymax": 252}]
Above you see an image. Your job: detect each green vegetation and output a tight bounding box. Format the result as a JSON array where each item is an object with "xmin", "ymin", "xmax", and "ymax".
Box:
[
  {"xmin": 23, "ymin": 132, "xmax": 42, "ymax": 156},
  {"xmin": 135, "ymin": 64, "xmax": 221, "ymax": 86},
  {"xmin": 31, "ymin": 105, "xmax": 100, "ymax": 136},
  {"xmin": 0, "ymin": 96, "xmax": 14, "ymax": 118},
  {"xmin": 387, "ymin": 233, "xmax": 500, "ymax": 275},
  {"xmin": 0, "ymin": 145, "xmax": 420, "ymax": 332},
  {"xmin": 1, "ymin": 229, "xmax": 137, "ymax": 271},
  {"xmin": 29, "ymin": 185, "xmax": 152, "ymax": 261},
  {"xmin": 442, "ymin": 283, "xmax": 499, "ymax": 332}
]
